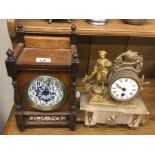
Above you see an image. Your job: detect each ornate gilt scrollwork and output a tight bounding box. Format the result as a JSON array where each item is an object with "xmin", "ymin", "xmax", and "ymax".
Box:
[
  {"xmin": 113, "ymin": 50, "xmax": 150, "ymax": 90},
  {"xmin": 87, "ymin": 112, "xmax": 94, "ymax": 125},
  {"xmin": 106, "ymin": 114, "xmax": 119, "ymax": 126},
  {"xmin": 114, "ymin": 50, "xmax": 143, "ymax": 73},
  {"xmin": 128, "ymin": 115, "xmax": 140, "ymax": 128}
]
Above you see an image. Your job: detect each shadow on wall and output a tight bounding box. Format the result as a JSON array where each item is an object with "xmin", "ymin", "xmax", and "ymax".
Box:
[{"xmin": 0, "ymin": 19, "xmax": 13, "ymax": 134}]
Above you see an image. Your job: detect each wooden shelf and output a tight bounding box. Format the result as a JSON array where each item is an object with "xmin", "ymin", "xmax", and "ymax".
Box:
[
  {"xmin": 5, "ymin": 20, "xmax": 155, "ymax": 134},
  {"xmin": 3, "ymin": 79, "xmax": 155, "ymax": 135},
  {"xmin": 17, "ymin": 19, "xmax": 155, "ymax": 37}
]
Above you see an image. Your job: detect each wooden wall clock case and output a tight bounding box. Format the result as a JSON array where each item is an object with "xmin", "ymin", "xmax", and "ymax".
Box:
[{"xmin": 5, "ymin": 23, "xmax": 79, "ymax": 131}]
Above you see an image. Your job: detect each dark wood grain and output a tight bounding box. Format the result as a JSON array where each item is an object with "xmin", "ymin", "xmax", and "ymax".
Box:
[
  {"xmin": 5, "ymin": 48, "xmax": 25, "ymax": 130},
  {"xmin": 70, "ymin": 24, "xmax": 79, "ymax": 130},
  {"xmin": 77, "ymin": 36, "xmax": 91, "ymax": 77},
  {"xmin": 16, "ymin": 24, "xmax": 24, "ymax": 43}
]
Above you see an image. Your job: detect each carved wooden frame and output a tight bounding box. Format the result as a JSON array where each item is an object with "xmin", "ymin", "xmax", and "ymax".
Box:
[{"xmin": 5, "ymin": 23, "xmax": 79, "ymax": 131}]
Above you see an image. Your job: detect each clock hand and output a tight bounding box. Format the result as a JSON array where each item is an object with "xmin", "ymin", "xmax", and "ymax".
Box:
[
  {"xmin": 115, "ymin": 83, "xmax": 123, "ymax": 89},
  {"xmin": 115, "ymin": 83, "xmax": 126, "ymax": 91}
]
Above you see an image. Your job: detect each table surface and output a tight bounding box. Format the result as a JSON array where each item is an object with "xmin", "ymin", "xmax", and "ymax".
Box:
[
  {"xmin": 18, "ymin": 19, "xmax": 155, "ymax": 37},
  {"xmin": 3, "ymin": 79, "xmax": 155, "ymax": 135}
]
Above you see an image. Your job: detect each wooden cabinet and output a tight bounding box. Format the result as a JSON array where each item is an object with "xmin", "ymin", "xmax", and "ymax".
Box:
[
  {"xmin": 4, "ymin": 19, "xmax": 155, "ymax": 134},
  {"xmin": 7, "ymin": 19, "xmax": 155, "ymax": 79}
]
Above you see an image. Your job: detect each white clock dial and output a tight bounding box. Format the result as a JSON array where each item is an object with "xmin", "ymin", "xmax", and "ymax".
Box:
[
  {"xmin": 110, "ymin": 77, "xmax": 139, "ymax": 101},
  {"xmin": 25, "ymin": 76, "xmax": 66, "ymax": 111}
]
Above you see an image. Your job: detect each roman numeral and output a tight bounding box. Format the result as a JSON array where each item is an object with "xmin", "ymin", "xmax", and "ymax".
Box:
[
  {"xmin": 113, "ymin": 91, "xmax": 116, "ymax": 94},
  {"xmin": 125, "ymin": 79, "xmax": 128, "ymax": 82},
  {"xmin": 119, "ymin": 79, "xmax": 122, "ymax": 83}
]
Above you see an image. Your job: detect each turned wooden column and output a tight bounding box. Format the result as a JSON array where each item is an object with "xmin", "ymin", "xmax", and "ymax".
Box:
[
  {"xmin": 70, "ymin": 24, "xmax": 79, "ymax": 130},
  {"xmin": 5, "ymin": 48, "xmax": 25, "ymax": 131}
]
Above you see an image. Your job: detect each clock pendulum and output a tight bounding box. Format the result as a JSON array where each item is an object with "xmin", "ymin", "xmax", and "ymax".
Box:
[{"xmin": 5, "ymin": 23, "xmax": 79, "ymax": 131}]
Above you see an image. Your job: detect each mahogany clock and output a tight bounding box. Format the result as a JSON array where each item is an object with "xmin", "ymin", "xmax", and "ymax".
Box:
[{"xmin": 5, "ymin": 23, "xmax": 79, "ymax": 131}]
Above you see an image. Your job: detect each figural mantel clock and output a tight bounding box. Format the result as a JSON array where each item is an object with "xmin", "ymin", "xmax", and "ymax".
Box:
[
  {"xmin": 5, "ymin": 23, "xmax": 79, "ymax": 131},
  {"xmin": 81, "ymin": 50, "xmax": 149, "ymax": 128}
]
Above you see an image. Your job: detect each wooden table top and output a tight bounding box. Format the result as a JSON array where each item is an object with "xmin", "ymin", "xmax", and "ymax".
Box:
[
  {"xmin": 3, "ymin": 79, "xmax": 155, "ymax": 135},
  {"xmin": 19, "ymin": 19, "xmax": 155, "ymax": 37}
]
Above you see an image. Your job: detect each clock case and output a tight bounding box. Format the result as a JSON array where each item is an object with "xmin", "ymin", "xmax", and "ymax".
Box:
[{"xmin": 5, "ymin": 23, "xmax": 79, "ymax": 131}]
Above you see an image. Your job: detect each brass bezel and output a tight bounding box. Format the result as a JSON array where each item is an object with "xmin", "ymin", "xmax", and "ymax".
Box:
[
  {"xmin": 109, "ymin": 76, "xmax": 140, "ymax": 102},
  {"xmin": 24, "ymin": 75, "xmax": 67, "ymax": 111}
]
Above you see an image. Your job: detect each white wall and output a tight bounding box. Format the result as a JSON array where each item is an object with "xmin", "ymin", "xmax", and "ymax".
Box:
[{"xmin": 0, "ymin": 19, "xmax": 13, "ymax": 133}]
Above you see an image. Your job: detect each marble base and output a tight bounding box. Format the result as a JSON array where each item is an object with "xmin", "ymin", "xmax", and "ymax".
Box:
[{"xmin": 80, "ymin": 93, "xmax": 149, "ymax": 128}]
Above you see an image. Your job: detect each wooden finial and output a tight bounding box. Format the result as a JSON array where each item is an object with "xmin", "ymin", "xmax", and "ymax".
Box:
[
  {"xmin": 16, "ymin": 23, "xmax": 23, "ymax": 32},
  {"xmin": 70, "ymin": 23, "xmax": 77, "ymax": 45},
  {"xmin": 16, "ymin": 23, "xmax": 24, "ymax": 43},
  {"xmin": 71, "ymin": 23, "xmax": 76, "ymax": 32},
  {"xmin": 6, "ymin": 48, "xmax": 14, "ymax": 61}
]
